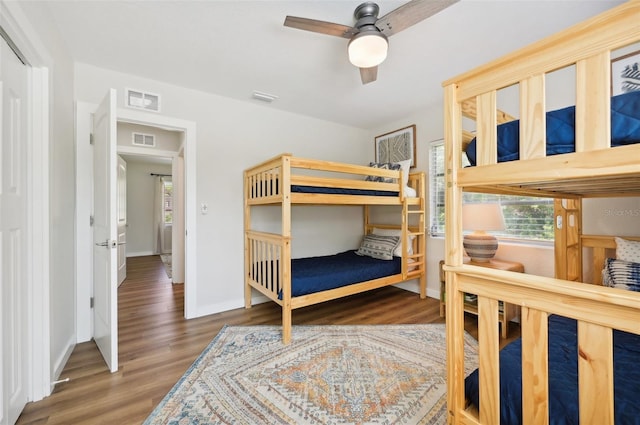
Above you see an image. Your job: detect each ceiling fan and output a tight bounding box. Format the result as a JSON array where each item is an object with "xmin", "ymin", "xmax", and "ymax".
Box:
[{"xmin": 284, "ymin": 0, "xmax": 459, "ymax": 84}]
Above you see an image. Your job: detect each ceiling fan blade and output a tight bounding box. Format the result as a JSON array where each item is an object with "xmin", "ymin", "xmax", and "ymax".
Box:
[
  {"xmin": 376, "ymin": 0, "xmax": 459, "ymax": 37},
  {"xmin": 284, "ymin": 16, "xmax": 355, "ymax": 39},
  {"xmin": 360, "ymin": 66, "xmax": 378, "ymax": 85}
]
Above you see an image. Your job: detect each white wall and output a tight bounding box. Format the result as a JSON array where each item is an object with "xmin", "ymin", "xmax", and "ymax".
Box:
[
  {"xmin": 124, "ymin": 160, "xmax": 172, "ymax": 256},
  {"xmin": 13, "ymin": 1, "xmax": 77, "ymax": 384},
  {"xmin": 74, "ymin": 62, "xmax": 371, "ymax": 317}
]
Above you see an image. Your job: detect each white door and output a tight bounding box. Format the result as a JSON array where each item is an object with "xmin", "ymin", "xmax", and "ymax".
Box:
[
  {"xmin": 117, "ymin": 155, "xmax": 127, "ymax": 286},
  {"xmin": 92, "ymin": 89, "xmax": 118, "ymax": 372},
  {"xmin": 1, "ymin": 37, "xmax": 29, "ymax": 423}
]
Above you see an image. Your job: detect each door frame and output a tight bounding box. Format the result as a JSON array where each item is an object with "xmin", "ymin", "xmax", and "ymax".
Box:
[
  {"xmin": 75, "ymin": 102, "xmax": 197, "ymax": 343},
  {"xmin": 1, "ymin": 1, "xmax": 52, "ymax": 400}
]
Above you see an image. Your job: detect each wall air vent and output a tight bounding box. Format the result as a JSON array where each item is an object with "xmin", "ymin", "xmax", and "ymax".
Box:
[
  {"xmin": 132, "ymin": 132, "xmax": 156, "ymax": 147},
  {"xmin": 126, "ymin": 88, "xmax": 161, "ymax": 112}
]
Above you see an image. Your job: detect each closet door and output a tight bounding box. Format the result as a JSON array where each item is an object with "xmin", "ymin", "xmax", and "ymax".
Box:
[{"xmin": 1, "ymin": 36, "xmax": 30, "ymax": 424}]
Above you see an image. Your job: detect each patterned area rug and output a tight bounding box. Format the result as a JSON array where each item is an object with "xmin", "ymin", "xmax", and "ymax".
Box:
[
  {"xmin": 159, "ymin": 254, "xmax": 171, "ymax": 278},
  {"xmin": 144, "ymin": 324, "xmax": 479, "ymax": 425}
]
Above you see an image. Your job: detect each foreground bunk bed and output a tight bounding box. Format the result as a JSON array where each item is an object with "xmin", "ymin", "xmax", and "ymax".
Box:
[
  {"xmin": 442, "ymin": 1, "xmax": 640, "ymax": 424},
  {"xmin": 244, "ymin": 153, "xmax": 426, "ymax": 344}
]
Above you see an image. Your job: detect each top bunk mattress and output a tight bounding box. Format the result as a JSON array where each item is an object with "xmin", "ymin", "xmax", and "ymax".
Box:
[
  {"xmin": 465, "ymin": 90, "xmax": 640, "ymax": 165},
  {"xmin": 292, "ymin": 184, "xmax": 417, "ymax": 198}
]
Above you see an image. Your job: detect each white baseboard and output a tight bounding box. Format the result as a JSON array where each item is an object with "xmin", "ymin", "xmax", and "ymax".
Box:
[
  {"xmin": 193, "ymin": 284, "xmax": 437, "ymax": 320},
  {"xmin": 394, "ymin": 280, "xmax": 439, "ymax": 300},
  {"xmin": 51, "ymin": 334, "xmax": 75, "ymax": 391}
]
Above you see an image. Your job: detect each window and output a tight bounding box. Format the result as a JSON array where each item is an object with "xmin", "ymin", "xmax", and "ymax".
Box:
[
  {"xmin": 429, "ymin": 141, "xmax": 554, "ymax": 241},
  {"xmin": 163, "ymin": 180, "xmax": 173, "ymax": 225}
]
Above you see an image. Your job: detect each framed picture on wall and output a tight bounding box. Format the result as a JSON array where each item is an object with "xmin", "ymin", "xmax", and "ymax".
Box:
[
  {"xmin": 611, "ymin": 50, "xmax": 640, "ymax": 96},
  {"xmin": 374, "ymin": 124, "xmax": 416, "ymax": 167}
]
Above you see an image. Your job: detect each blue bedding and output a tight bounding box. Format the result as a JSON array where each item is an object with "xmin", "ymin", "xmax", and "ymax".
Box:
[
  {"xmin": 251, "ymin": 182, "xmax": 398, "ymax": 198},
  {"xmin": 465, "ymin": 90, "xmax": 640, "ymax": 165},
  {"xmin": 465, "ymin": 315, "xmax": 640, "ymax": 424},
  {"xmin": 291, "ymin": 185, "xmax": 398, "ymax": 197},
  {"xmin": 250, "ymin": 250, "xmax": 400, "ymax": 300}
]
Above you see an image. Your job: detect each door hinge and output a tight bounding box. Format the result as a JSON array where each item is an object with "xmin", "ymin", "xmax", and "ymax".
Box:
[
  {"xmin": 90, "ymin": 297, "xmax": 94, "ymax": 308},
  {"xmin": 89, "ymin": 133, "xmax": 94, "ymax": 145},
  {"xmin": 90, "ymin": 215, "xmax": 94, "ymax": 226}
]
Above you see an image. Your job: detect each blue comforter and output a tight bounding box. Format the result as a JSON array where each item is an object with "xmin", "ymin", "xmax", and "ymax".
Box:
[
  {"xmin": 252, "ymin": 250, "xmax": 401, "ymax": 299},
  {"xmin": 465, "ymin": 315, "xmax": 640, "ymax": 424},
  {"xmin": 465, "ymin": 90, "xmax": 640, "ymax": 165}
]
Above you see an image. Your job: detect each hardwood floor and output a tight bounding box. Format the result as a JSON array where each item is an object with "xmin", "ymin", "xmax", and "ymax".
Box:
[{"xmin": 17, "ymin": 255, "xmax": 518, "ymax": 424}]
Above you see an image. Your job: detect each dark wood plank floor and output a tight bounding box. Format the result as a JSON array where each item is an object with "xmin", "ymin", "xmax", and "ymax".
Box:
[{"xmin": 17, "ymin": 255, "xmax": 518, "ymax": 424}]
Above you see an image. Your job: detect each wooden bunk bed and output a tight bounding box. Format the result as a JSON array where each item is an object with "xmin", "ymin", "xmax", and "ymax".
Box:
[
  {"xmin": 442, "ymin": 2, "xmax": 640, "ymax": 423},
  {"xmin": 244, "ymin": 153, "xmax": 426, "ymax": 344}
]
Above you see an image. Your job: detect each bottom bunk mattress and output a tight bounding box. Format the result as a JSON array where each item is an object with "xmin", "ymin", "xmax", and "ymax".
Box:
[
  {"xmin": 465, "ymin": 315, "xmax": 640, "ymax": 424},
  {"xmin": 273, "ymin": 250, "xmax": 401, "ymax": 299}
]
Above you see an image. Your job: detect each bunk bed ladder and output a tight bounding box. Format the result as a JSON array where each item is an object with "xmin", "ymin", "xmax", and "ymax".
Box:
[
  {"xmin": 404, "ymin": 176, "xmax": 427, "ymax": 298},
  {"xmin": 554, "ymin": 198, "xmax": 582, "ymax": 282}
]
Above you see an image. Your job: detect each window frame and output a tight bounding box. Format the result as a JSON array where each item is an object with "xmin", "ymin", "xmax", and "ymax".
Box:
[{"xmin": 429, "ymin": 140, "xmax": 554, "ymax": 244}]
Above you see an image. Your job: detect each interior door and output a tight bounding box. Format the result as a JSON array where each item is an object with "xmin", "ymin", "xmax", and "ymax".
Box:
[
  {"xmin": 117, "ymin": 155, "xmax": 127, "ymax": 286},
  {"xmin": 92, "ymin": 89, "xmax": 118, "ymax": 372},
  {"xmin": 1, "ymin": 35, "xmax": 30, "ymax": 425}
]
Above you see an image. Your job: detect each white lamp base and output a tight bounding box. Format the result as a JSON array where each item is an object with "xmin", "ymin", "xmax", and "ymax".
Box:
[{"xmin": 463, "ymin": 233, "xmax": 498, "ymax": 262}]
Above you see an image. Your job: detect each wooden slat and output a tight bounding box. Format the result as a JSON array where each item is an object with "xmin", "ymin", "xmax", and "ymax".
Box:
[
  {"xmin": 475, "ymin": 91, "xmax": 498, "ymax": 166},
  {"xmin": 576, "ymin": 51, "xmax": 611, "ymax": 152},
  {"xmin": 519, "ymin": 74, "xmax": 546, "ymax": 161},
  {"xmin": 461, "ymin": 99, "xmax": 517, "ymax": 123},
  {"xmin": 521, "ymin": 308, "xmax": 549, "ymax": 425},
  {"xmin": 477, "ymin": 297, "xmax": 500, "ymax": 424},
  {"xmin": 578, "ymin": 322, "xmax": 614, "ymax": 424}
]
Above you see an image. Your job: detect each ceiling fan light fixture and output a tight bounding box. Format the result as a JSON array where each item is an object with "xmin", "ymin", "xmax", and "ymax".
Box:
[{"xmin": 348, "ymin": 30, "xmax": 388, "ymax": 68}]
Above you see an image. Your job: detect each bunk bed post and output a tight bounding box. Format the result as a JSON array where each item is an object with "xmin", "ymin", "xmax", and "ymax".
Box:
[
  {"xmin": 443, "ymin": 82, "xmax": 466, "ymax": 424},
  {"xmin": 243, "ymin": 169, "xmax": 253, "ymax": 309},
  {"xmin": 554, "ymin": 198, "xmax": 582, "ymax": 282},
  {"xmin": 418, "ymin": 172, "xmax": 427, "ymax": 298},
  {"xmin": 281, "ymin": 155, "xmax": 293, "ymax": 344}
]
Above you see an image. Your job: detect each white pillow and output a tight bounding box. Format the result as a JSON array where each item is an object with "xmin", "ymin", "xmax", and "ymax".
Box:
[
  {"xmin": 615, "ymin": 237, "xmax": 640, "ymax": 263},
  {"xmin": 372, "ymin": 227, "xmax": 415, "ymax": 257},
  {"xmin": 394, "ymin": 159, "xmax": 411, "ymax": 188},
  {"xmin": 404, "ymin": 185, "xmax": 417, "ymax": 198}
]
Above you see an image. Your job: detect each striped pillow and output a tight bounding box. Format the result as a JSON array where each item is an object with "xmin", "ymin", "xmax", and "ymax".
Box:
[
  {"xmin": 364, "ymin": 162, "xmax": 401, "ymax": 183},
  {"xmin": 602, "ymin": 258, "xmax": 640, "ymax": 291},
  {"xmin": 355, "ymin": 234, "xmax": 400, "ymax": 261}
]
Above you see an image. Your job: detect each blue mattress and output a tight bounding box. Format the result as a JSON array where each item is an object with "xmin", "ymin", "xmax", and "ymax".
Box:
[
  {"xmin": 249, "ymin": 250, "xmax": 400, "ymax": 300},
  {"xmin": 292, "ymin": 185, "xmax": 398, "ymax": 197},
  {"xmin": 465, "ymin": 315, "xmax": 640, "ymax": 424},
  {"xmin": 250, "ymin": 182, "xmax": 398, "ymax": 198},
  {"xmin": 465, "ymin": 90, "xmax": 640, "ymax": 165}
]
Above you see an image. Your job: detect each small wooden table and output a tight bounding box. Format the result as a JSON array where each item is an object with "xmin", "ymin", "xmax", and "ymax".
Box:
[{"xmin": 439, "ymin": 258, "xmax": 524, "ymax": 338}]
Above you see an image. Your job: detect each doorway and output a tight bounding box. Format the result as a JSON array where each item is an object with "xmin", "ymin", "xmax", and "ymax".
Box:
[{"xmin": 75, "ymin": 99, "xmax": 197, "ymax": 364}]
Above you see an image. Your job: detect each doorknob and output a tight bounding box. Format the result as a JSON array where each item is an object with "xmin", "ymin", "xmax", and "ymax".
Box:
[{"xmin": 95, "ymin": 239, "xmax": 117, "ymax": 248}]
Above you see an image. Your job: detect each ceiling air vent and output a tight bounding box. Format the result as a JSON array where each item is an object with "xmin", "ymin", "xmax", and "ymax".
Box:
[
  {"xmin": 126, "ymin": 88, "xmax": 160, "ymax": 112},
  {"xmin": 132, "ymin": 132, "xmax": 156, "ymax": 147}
]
